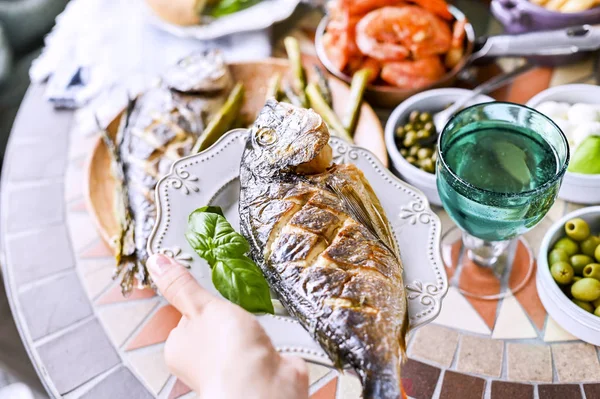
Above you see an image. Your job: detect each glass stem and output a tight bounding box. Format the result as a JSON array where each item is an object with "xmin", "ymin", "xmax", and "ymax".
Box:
[{"xmin": 462, "ymin": 232, "xmax": 511, "ymax": 268}]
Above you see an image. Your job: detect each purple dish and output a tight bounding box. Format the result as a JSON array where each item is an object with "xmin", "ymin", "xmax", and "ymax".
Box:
[
  {"xmin": 492, "ymin": 0, "xmax": 600, "ymax": 33},
  {"xmin": 492, "ymin": 0, "xmax": 600, "ymax": 64}
]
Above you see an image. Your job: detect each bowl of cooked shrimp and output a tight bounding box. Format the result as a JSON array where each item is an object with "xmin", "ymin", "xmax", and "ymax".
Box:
[{"xmin": 315, "ymin": 0, "xmax": 475, "ymax": 108}]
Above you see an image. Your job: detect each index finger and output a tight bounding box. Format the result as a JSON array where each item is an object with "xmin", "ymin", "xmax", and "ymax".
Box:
[{"xmin": 147, "ymin": 253, "xmax": 218, "ymax": 317}]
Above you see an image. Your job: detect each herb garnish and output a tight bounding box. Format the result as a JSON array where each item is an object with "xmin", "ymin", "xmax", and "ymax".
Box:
[{"xmin": 185, "ymin": 206, "xmax": 274, "ymax": 314}]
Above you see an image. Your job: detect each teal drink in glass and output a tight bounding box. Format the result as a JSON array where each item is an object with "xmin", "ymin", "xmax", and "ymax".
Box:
[{"xmin": 437, "ymin": 102, "xmax": 569, "ymax": 299}]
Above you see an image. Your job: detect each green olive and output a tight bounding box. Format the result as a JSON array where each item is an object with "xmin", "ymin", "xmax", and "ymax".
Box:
[
  {"xmin": 405, "ymin": 156, "xmax": 417, "ymax": 165},
  {"xmin": 574, "ymin": 276, "xmax": 583, "ymax": 283},
  {"xmin": 571, "ymin": 278, "xmax": 600, "ymax": 302},
  {"xmin": 395, "ymin": 126, "xmax": 405, "ymax": 138},
  {"xmin": 570, "ymin": 254, "xmax": 593, "ymax": 275},
  {"xmin": 565, "ymin": 218, "xmax": 591, "ymax": 241},
  {"xmin": 580, "ymin": 236, "xmax": 600, "ymax": 257},
  {"xmin": 409, "ymin": 146, "xmax": 420, "ymax": 157},
  {"xmin": 416, "ymin": 130, "xmax": 431, "ymax": 140},
  {"xmin": 424, "ymin": 122, "xmax": 434, "ymax": 132},
  {"xmin": 551, "ymin": 262, "xmax": 574, "ymax": 284},
  {"xmin": 573, "ymin": 299, "xmax": 594, "ymax": 313},
  {"xmin": 431, "ymin": 150, "xmax": 438, "ymax": 162},
  {"xmin": 405, "ymin": 123, "xmax": 414, "ymax": 132},
  {"xmin": 403, "ymin": 132, "xmax": 417, "ymax": 147},
  {"xmin": 417, "ymin": 148, "xmax": 433, "ymax": 160},
  {"xmin": 419, "ymin": 112, "xmax": 432, "ymax": 122},
  {"xmin": 419, "ymin": 158, "xmax": 435, "ymax": 173},
  {"xmin": 409, "ymin": 111, "xmax": 420, "ymax": 123},
  {"xmin": 595, "ymin": 306, "xmax": 600, "ymax": 317},
  {"xmin": 400, "ymin": 148, "xmax": 408, "ymax": 157},
  {"xmin": 554, "ymin": 237, "xmax": 579, "ymax": 257},
  {"xmin": 583, "ymin": 263, "xmax": 600, "ymax": 281},
  {"xmin": 593, "ymin": 298, "xmax": 600, "ymax": 308},
  {"xmin": 596, "ymin": 244, "xmax": 600, "ymax": 262},
  {"xmin": 549, "ymin": 248, "xmax": 569, "ymax": 265}
]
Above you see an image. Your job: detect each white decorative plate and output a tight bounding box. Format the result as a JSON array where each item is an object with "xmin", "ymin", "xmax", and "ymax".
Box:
[
  {"xmin": 144, "ymin": 0, "xmax": 301, "ymax": 41},
  {"xmin": 148, "ymin": 129, "xmax": 447, "ymax": 366}
]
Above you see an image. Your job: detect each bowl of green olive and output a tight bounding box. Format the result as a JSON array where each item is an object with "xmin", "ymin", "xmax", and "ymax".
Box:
[
  {"xmin": 538, "ymin": 206, "xmax": 600, "ymax": 345},
  {"xmin": 385, "ymin": 88, "xmax": 494, "ymax": 206}
]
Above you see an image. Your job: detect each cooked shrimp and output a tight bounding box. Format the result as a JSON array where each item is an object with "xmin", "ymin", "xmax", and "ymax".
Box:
[
  {"xmin": 355, "ymin": 6, "xmax": 451, "ymax": 61},
  {"xmin": 338, "ymin": 0, "xmax": 405, "ymax": 16},
  {"xmin": 407, "ymin": 0, "xmax": 453, "ymax": 20},
  {"xmin": 445, "ymin": 18, "xmax": 466, "ymax": 68},
  {"xmin": 381, "ymin": 56, "xmax": 446, "ymax": 89},
  {"xmin": 323, "ymin": 32, "xmax": 350, "ymax": 71},
  {"xmin": 361, "ymin": 57, "xmax": 382, "ymax": 83}
]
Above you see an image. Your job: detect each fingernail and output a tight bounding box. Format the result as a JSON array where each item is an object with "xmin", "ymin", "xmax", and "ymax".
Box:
[{"xmin": 147, "ymin": 254, "xmax": 173, "ymax": 277}]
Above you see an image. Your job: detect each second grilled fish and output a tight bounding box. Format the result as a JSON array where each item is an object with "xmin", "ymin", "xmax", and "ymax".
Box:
[{"xmin": 239, "ymin": 100, "xmax": 408, "ymax": 399}]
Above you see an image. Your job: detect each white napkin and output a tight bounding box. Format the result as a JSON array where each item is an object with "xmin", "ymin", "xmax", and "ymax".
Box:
[{"xmin": 30, "ymin": 0, "xmax": 272, "ymax": 133}]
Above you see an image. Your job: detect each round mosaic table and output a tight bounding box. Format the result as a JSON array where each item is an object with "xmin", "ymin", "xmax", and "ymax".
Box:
[{"xmin": 3, "ymin": 20, "xmax": 600, "ymax": 399}]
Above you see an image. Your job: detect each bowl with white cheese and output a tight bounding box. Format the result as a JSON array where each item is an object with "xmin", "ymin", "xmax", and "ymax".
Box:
[{"xmin": 527, "ymin": 84, "xmax": 600, "ymax": 204}]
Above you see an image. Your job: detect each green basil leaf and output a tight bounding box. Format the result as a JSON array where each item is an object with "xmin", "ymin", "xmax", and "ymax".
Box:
[
  {"xmin": 212, "ymin": 256, "xmax": 274, "ymax": 314},
  {"xmin": 196, "ymin": 206, "xmax": 224, "ymax": 216},
  {"xmin": 186, "ymin": 209, "xmax": 249, "ymax": 265}
]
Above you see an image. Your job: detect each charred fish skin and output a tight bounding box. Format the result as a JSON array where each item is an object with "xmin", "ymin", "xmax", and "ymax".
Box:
[
  {"xmin": 239, "ymin": 100, "xmax": 408, "ymax": 399},
  {"xmin": 105, "ymin": 50, "xmax": 232, "ymax": 295}
]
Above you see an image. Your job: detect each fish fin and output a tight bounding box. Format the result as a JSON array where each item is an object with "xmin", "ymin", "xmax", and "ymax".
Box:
[{"xmin": 327, "ymin": 178, "xmax": 400, "ymax": 260}]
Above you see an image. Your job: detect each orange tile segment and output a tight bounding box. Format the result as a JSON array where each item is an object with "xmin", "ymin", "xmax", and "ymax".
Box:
[
  {"xmin": 460, "ymin": 258, "xmax": 500, "ymax": 330},
  {"xmin": 510, "ymin": 242, "xmax": 547, "ymax": 330},
  {"xmin": 506, "ymin": 67, "xmax": 553, "ymax": 104},
  {"xmin": 96, "ymin": 282, "xmax": 156, "ymax": 305},
  {"xmin": 126, "ymin": 305, "xmax": 182, "ymax": 350},
  {"xmin": 80, "ymin": 239, "xmax": 114, "ymax": 258},
  {"xmin": 168, "ymin": 379, "xmax": 192, "ymax": 399},
  {"xmin": 311, "ymin": 377, "xmax": 338, "ymax": 399}
]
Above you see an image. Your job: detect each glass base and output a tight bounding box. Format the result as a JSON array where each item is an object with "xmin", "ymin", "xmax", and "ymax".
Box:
[{"xmin": 440, "ymin": 226, "xmax": 535, "ymax": 300}]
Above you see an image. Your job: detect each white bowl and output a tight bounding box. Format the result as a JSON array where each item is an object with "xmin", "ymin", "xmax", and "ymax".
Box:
[
  {"xmin": 385, "ymin": 88, "xmax": 494, "ymax": 206},
  {"xmin": 537, "ymin": 206, "xmax": 600, "ymax": 346},
  {"xmin": 527, "ymin": 84, "xmax": 600, "ymax": 204}
]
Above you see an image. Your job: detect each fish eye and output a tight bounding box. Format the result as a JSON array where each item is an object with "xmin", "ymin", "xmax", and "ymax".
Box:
[{"xmin": 256, "ymin": 128, "xmax": 276, "ymax": 146}]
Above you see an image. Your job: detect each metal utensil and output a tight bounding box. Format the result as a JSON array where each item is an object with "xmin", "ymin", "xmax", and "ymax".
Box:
[{"xmin": 433, "ymin": 63, "xmax": 535, "ymax": 133}]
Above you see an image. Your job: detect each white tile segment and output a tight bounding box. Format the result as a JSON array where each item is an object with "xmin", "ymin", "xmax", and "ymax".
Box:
[
  {"xmin": 127, "ymin": 346, "xmax": 171, "ymax": 396},
  {"xmin": 543, "ymin": 317, "xmax": 579, "ymax": 342},
  {"xmin": 492, "ymin": 295, "xmax": 538, "ymax": 340},
  {"xmin": 97, "ymin": 299, "xmax": 159, "ymax": 347},
  {"xmin": 432, "ymin": 287, "xmax": 491, "ymax": 335}
]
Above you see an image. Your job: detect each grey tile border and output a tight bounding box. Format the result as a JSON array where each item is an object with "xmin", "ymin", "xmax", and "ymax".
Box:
[
  {"xmin": 36, "ymin": 319, "xmax": 121, "ymax": 394},
  {"xmin": 7, "ymin": 139, "xmax": 69, "ymax": 182},
  {"xmin": 6, "ymin": 224, "xmax": 75, "ymax": 286},
  {"xmin": 19, "ymin": 272, "xmax": 93, "ymax": 341},
  {"xmin": 80, "ymin": 366, "xmax": 152, "ymax": 399},
  {"xmin": 5, "ymin": 182, "xmax": 65, "ymax": 233}
]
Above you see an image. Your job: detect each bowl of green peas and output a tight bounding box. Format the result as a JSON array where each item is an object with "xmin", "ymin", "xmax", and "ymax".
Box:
[
  {"xmin": 385, "ymin": 88, "xmax": 494, "ymax": 206},
  {"xmin": 538, "ymin": 206, "xmax": 600, "ymax": 345}
]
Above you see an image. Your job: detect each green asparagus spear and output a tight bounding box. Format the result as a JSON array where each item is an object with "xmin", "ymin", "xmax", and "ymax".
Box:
[
  {"xmin": 266, "ymin": 73, "xmax": 282, "ymax": 101},
  {"xmin": 313, "ymin": 65, "xmax": 333, "ymax": 108},
  {"xmin": 284, "ymin": 36, "xmax": 307, "ymax": 107},
  {"xmin": 306, "ymin": 83, "xmax": 352, "ymax": 142},
  {"xmin": 343, "ymin": 68, "xmax": 371, "ymax": 136},
  {"xmin": 193, "ymin": 82, "xmax": 245, "ymax": 153}
]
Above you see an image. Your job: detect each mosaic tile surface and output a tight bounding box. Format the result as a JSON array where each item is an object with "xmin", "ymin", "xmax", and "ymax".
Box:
[{"xmin": 2, "ymin": 10, "xmax": 600, "ymax": 399}]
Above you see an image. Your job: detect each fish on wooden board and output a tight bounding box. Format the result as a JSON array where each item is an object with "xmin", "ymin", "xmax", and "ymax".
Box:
[
  {"xmin": 101, "ymin": 50, "xmax": 233, "ymax": 295},
  {"xmin": 239, "ymin": 99, "xmax": 408, "ymax": 399}
]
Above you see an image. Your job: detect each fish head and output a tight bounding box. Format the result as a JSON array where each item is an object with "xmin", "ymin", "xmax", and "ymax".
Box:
[
  {"xmin": 163, "ymin": 50, "xmax": 232, "ymax": 94},
  {"xmin": 246, "ymin": 100, "xmax": 332, "ymax": 176}
]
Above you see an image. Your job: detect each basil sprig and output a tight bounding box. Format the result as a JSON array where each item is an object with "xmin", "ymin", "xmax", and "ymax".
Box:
[{"xmin": 185, "ymin": 206, "xmax": 274, "ymax": 314}]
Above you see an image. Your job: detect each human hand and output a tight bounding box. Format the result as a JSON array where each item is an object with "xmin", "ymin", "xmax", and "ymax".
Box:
[{"xmin": 146, "ymin": 254, "xmax": 309, "ymax": 399}]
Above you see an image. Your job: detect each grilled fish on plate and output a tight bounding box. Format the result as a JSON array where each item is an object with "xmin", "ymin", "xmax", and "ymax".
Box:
[
  {"xmin": 102, "ymin": 50, "xmax": 233, "ymax": 295},
  {"xmin": 239, "ymin": 100, "xmax": 408, "ymax": 399}
]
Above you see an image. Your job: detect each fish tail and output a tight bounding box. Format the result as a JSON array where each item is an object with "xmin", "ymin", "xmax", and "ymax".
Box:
[
  {"xmin": 399, "ymin": 309, "xmax": 409, "ymax": 359},
  {"xmin": 361, "ymin": 372, "xmax": 403, "ymax": 399}
]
